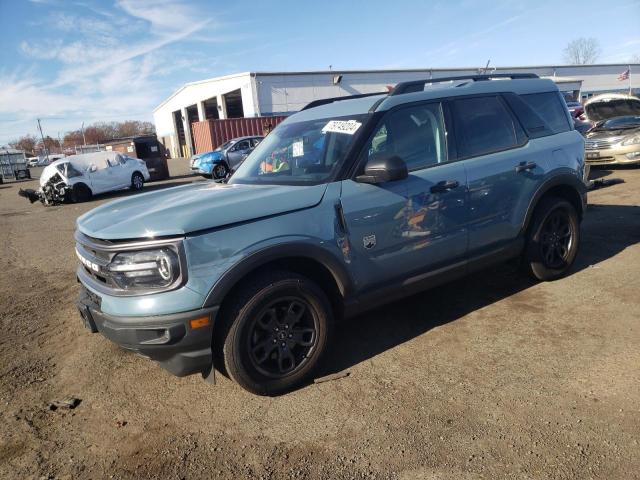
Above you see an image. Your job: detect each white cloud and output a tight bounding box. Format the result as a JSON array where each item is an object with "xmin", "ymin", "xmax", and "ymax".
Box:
[{"xmin": 2, "ymin": 1, "xmax": 217, "ymax": 143}]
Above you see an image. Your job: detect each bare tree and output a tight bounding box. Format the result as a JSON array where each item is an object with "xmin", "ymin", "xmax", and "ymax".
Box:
[
  {"xmin": 563, "ymin": 37, "xmax": 601, "ymax": 65},
  {"xmin": 9, "ymin": 134, "xmax": 38, "ymax": 155}
]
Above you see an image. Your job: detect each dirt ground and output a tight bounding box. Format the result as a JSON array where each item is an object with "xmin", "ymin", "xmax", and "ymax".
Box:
[{"xmin": 0, "ymin": 160, "xmax": 638, "ymax": 480}]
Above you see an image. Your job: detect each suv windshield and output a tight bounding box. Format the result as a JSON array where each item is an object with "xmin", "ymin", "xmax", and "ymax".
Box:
[{"xmin": 229, "ymin": 114, "xmax": 369, "ymax": 185}]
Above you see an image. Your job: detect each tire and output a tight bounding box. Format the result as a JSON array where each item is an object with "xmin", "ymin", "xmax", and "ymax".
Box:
[
  {"xmin": 524, "ymin": 196, "xmax": 580, "ymax": 281},
  {"xmin": 212, "ymin": 162, "xmax": 228, "ymax": 180},
  {"xmin": 71, "ymin": 183, "xmax": 92, "ymax": 203},
  {"xmin": 131, "ymin": 172, "xmax": 144, "ymax": 191},
  {"xmin": 220, "ymin": 270, "xmax": 333, "ymax": 396}
]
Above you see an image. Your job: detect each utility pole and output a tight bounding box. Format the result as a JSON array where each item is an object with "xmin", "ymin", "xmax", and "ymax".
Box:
[
  {"xmin": 57, "ymin": 131, "xmax": 62, "ymax": 154},
  {"xmin": 629, "ymin": 64, "xmax": 632, "ymax": 95},
  {"xmin": 81, "ymin": 122, "xmax": 86, "ymax": 146},
  {"xmin": 37, "ymin": 118, "xmax": 50, "ymax": 163}
]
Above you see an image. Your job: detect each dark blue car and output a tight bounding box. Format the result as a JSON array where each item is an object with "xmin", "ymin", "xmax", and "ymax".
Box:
[{"xmin": 190, "ymin": 136, "xmax": 263, "ymax": 179}]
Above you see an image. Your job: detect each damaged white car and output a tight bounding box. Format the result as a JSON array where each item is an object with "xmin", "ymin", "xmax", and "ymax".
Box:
[{"xmin": 19, "ymin": 151, "xmax": 150, "ymax": 205}]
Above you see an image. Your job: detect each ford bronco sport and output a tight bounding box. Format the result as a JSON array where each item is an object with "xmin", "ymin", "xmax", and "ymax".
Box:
[{"xmin": 75, "ymin": 73, "xmax": 587, "ymax": 395}]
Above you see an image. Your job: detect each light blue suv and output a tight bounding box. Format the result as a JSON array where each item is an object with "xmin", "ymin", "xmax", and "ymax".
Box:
[{"xmin": 75, "ymin": 74, "xmax": 587, "ymax": 395}]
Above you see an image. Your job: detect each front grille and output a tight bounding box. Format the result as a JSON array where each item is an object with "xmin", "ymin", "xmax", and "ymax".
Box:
[{"xmin": 585, "ymin": 137, "xmax": 621, "ymax": 150}]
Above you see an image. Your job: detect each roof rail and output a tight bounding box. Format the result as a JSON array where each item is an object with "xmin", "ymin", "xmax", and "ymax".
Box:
[
  {"xmin": 390, "ymin": 73, "xmax": 539, "ymax": 96},
  {"xmin": 301, "ymin": 92, "xmax": 387, "ymax": 111}
]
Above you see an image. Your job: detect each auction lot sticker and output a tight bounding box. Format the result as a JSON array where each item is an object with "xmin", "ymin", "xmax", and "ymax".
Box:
[{"xmin": 322, "ymin": 120, "xmax": 362, "ymax": 135}]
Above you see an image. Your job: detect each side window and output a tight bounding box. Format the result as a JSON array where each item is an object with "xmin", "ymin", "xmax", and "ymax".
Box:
[
  {"xmin": 521, "ymin": 92, "xmax": 571, "ymax": 134},
  {"xmin": 364, "ymin": 103, "xmax": 447, "ymax": 171},
  {"xmin": 251, "ymin": 138, "xmax": 262, "ymax": 147},
  {"xmin": 451, "ymin": 96, "xmax": 525, "ymax": 158},
  {"xmin": 236, "ymin": 140, "xmax": 250, "ymax": 151}
]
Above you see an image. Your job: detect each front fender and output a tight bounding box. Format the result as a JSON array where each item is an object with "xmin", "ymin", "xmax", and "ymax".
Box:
[{"xmin": 200, "ymin": 241, "xmax": 354, "ymax": 308}]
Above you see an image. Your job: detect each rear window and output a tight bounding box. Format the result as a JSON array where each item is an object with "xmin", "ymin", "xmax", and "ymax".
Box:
[
  {"xmin": 521, "ymin": 92, "xmax": 570, "ymax": 134},
  {"xmin": 451, "ymin": 96, "xmax": 525, "ymax": 158}
]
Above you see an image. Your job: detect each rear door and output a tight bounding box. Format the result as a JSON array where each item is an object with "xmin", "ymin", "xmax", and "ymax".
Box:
[
  {"xmin": 340, "ymin": 101, "xmax": 468, "ymax": 291},
  {"xmin": 449, "ymin": 95, "xmax": 548, "ymax": 256}
]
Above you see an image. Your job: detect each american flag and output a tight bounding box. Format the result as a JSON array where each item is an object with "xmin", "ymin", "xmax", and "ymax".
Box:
[{"xmin": 618, "ymin": 68, "xmax": 630, "ymax": 81}]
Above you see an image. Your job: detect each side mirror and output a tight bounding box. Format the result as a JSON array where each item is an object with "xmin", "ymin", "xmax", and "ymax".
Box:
[
  {"xmin": 356, "ymin": 155, "xmax": 408, "ymax": 184},
  {"xmin": 88, "ymin": 164, "xmax": 97, "ymax": 172}
]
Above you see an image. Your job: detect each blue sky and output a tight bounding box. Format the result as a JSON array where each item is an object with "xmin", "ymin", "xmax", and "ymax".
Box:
[{"xmin": 0, "ymin": 0, "xmax": 639, "ymax": 144}]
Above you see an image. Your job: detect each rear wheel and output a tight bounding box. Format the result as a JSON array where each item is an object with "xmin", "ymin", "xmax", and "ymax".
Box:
[
  {"xmin": 524, "ymin": 196, "xmax": 580, "ymax": 281},
  {"xmin": 220, "ymin": 271, "xmax": 333, "ymax": 396},
  {"xmin": 131, "ymin": 172, "xmax": 144, "ymax": 191}
]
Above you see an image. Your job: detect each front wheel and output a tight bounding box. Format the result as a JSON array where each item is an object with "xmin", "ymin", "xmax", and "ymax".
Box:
[
  {"xmin": 212, "ymin": 162, "xmax": 228, "ymax": 180},
  {"xmin": 221, "ymin": 271, "xmax": 333, "ymax": 396},
  {"xmin": 131, "ymin": 172, "xmax": 144, "ymax": 191},
  {"xmin": 524, "ymin": 196, "xmax": 580, "ymax": 281}
]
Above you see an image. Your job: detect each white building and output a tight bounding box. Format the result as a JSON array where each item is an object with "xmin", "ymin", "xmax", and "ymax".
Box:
[{"xmin": 154, "ymin": 64, "xmax": 638, "ymax": 158}]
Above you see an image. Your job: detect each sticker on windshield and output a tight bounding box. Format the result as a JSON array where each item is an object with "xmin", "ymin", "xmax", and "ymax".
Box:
[
  {"xmin": 322, "ymin": 120, "xmax": 362, "ymax": 135},
  {"xmin": 292, "ymin": 140, "xmax": 304, "ymax": 157}
]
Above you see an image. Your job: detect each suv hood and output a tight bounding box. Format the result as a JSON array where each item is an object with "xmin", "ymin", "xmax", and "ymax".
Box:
[{"xmin": 77, "ymin": 182, "xmax": 328, "ymax": 240}]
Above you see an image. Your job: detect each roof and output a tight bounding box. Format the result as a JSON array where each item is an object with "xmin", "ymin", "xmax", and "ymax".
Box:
[
  {"xmin": 287, "ymin": 76, "xmax": 559, "ymax": 122},
  {"xmin": 249, "ymin": 63, "xmax": 638, "ymax": 76},
  {"xmin": 154, "ymin": 71, "xmax": 251, "ymax": 112}
]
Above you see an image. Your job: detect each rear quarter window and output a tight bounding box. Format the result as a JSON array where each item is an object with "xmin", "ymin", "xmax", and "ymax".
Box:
[{"xmin": 521, "ymin": 92, "xmax": 571, "ymax": 134}]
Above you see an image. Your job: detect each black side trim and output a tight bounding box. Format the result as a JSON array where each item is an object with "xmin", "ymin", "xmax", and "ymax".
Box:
[
  {"xmin": 521, "ymin": 173, "xmax": 587, "ymax": 235},
  {"xmin": 344, "ymin": 240, "xmax": 523, "ymax": 318},
  {"xmin": 202, "ymin": 243, "xmax": 354, "ymax": 308}
]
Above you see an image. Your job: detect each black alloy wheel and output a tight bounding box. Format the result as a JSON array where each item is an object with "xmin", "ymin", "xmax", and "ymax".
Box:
[
  {"xmin": 524, "ymin": 196, "xmax": 580, "ymax": 281},
  {"xmin": 220, "ymin": 270, "xmax": 333, "ymax": 395},
  {"xmin": 247, "ymin": 297, "xmax": 318, "ymax": 378},
  {"xmin": 538, "ymin": 209, "xmax": 574, "ymax": 269}
]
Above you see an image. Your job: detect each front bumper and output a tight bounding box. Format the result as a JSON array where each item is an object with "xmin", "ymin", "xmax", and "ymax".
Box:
[
  {"xmin": 77, "ymin": 285, "xmax": 218, "ymax": 377},
  {"xmin": 585, "ymin": 144, "xmax": 640, "ymax": 166}
]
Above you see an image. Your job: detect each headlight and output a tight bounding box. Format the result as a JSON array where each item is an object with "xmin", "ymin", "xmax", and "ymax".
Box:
[
  {"xmin": 621, "ymin": 135, "xmax": 640, "ymax": 146},
  {"xmin": 108, "ymin": 248, "xmax": 180, "ymax": 290}
]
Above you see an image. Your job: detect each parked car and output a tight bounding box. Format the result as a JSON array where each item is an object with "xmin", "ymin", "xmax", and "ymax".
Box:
[
  {"xmin": 27, "ymin": 157, "xmax": 39, "ymax": 167},
  {"xmin": 565, "ymin": 101, "xmax": 584, "ymax": 118},
  {"xmin": 584, "ymin": 115, "xmax": 640, "ymax": 165},
  {"xmin": 75, "ymin": 74, "xmax": 587, "ymax": 395},
  {"xmin": 190, "ymin": 136, "xmax": 263, "ymax": 179},
  {"xmin": 20, "ymin": 151, "xmax": 150, "ymax": 205}
]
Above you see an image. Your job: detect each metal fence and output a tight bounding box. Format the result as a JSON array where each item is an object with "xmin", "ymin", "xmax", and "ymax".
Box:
[{"xmin": 74, "ymin": 144, "xmax": 105, "ymax": 154}]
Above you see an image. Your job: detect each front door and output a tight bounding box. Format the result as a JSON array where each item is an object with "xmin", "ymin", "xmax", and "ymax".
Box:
[
  {"xmin": 227, "ymin": 139, "xmax": 252, "ymax": 169},
  {"xmin": 340, "ymin": 101, "xmax": 468, "ymax": 291}
]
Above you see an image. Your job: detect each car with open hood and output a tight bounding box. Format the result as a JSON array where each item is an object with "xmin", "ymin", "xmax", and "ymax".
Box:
[
  {"xmin": 583, "ymin": 94, "xmax": 640, "ymax": 165},
  {"xmin": 190, "ymin": 136, "xmax": 263, "ymax": 179},
  {"xmin": 75, "ymin": 73, "xmax": 587, "ymax": 395}
]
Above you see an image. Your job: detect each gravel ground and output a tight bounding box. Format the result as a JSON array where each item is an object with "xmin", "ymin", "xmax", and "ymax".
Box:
[{"xmin": 0, "ymin": 159, "xmax": 639, "ymax": 479}]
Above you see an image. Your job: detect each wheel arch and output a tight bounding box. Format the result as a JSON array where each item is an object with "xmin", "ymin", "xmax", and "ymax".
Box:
[
  {"xmin": 521, "ymin": 174, "xmax": 587, "ymax": 236},
  {"xmin": 203, "ymin": 244, "xmax": 353, "ymax": 319}
]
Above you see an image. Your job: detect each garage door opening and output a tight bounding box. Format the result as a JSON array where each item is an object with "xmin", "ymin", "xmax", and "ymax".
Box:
[
  {"xmin": 223, "ymin": 89, "xmax": 244, "ymax": 118},
  {"xmin": 204, "ymin": 97, "xmax": 220, "ymax": 120}
]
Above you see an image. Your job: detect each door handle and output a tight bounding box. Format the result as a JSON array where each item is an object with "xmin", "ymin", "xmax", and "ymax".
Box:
[
  {"xmin": 430, "ymin": 180, "xmax": 459, "ymax": 193},
  {"xmin": 515, "ymin": 161, "xmax": 537, "ymax": 173}
]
